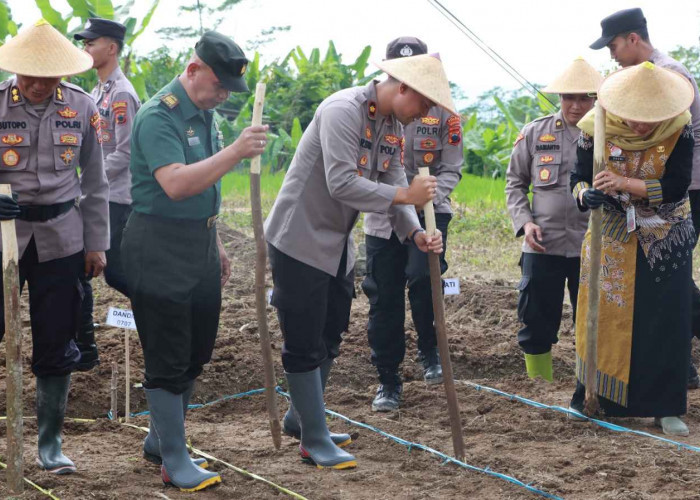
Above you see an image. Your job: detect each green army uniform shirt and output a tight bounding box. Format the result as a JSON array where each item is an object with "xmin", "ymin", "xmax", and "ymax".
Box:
[{"xmin": 130, "ymin": 77, "xmax": 224, "ymax": 219}]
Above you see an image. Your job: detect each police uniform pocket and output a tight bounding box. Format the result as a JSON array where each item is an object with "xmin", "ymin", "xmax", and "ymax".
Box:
[
  {"xmin": 185, "ymin": 144, "xmax": 207, "ymax": 165},
  {"xmin": 413, "ymin": 137, "xmax": 443, "ymax": 170},
  {"xmin": 532, "ymin": 152, "xmax": 561, "ymax": 188},
  {"xmin": 53, "ymin": 132, "xmax": 82, "ymax": 171},
  {"xmin": 0, "ymin": 132, "xmax": 31, "ymax": 171},
  {"xmin": 516, "ymin": 275, "xmax": 531, "ymax": 323}
]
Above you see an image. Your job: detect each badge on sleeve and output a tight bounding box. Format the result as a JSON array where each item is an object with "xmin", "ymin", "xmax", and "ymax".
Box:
[
  {"xmin": 421, "ymin": 116, "xmax": 440, "ymax": 126},
  {"xmin": 112, "ymin": 101, "xmax": 128, "ymax": 125},
  {"xmin": 60, "ymin": 148, "xmax": 75, "ymax": 165},
  {"xmin": 539, "ymin": 167, "xmax": 551, "ymax": 182},
  {"xmin": 513, "ymin": 133, "xmax": 525, "ymax": 146},
  {"xmin": 539, "ymin": 134, "xmax": 556, "ymax": 142},
  {"xmin": 447, "ymin": 115, "xmax": 461, "ymax": 145},
  {"xmin": 57, "ymin": 106, "xmax": 78, "ymax": 119},
  {"xmin": 1, "ymin": 134, "xmax": 23, "ymax": 146},
  {"xmin": 90, "ymin": 113, "xmax": 102, "ymax": 142},
  {"xmin": 2, "ymin": 149, "xmax": 19, "ymax": 167}
]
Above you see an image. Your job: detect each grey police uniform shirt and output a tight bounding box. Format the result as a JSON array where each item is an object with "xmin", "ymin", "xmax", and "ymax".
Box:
[
  {"xmin": 91, "ymin": 66, "xmax": 140, "ymax": 204},
  {"xmin": 0, "ymin": 79, "xmax": 110, "ymax": 262},
  {"xmin": 364, "ymin": 105, "xmax": 463, "ymax": 238},
  {"xmin": 264, "ymin": 81, "xmax": 421, "ymax": 277},
  {"xmin": 649, "ymin": 49, "xmax": 700, "ymax": 190},
  {"xmin": 505, "ymin": 111, "xmax": 589, "ymax": 257}
]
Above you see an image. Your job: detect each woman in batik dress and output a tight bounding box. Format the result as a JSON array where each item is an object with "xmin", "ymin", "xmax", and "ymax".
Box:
[{"xmin": 569, "ymin": 62, "xmax": 695, "ymax": 436}]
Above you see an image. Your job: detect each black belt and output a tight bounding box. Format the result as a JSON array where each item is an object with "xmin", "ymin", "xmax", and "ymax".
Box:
[{"xmin": 18, "ymin": 199, "xmax": 76, "ymax": 222}]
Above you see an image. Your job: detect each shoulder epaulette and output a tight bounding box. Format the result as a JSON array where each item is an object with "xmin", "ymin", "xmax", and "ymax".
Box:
[
  {"xmin": 59, "ymin": 81, "xmax": 90, "ymax": 97},
  {"xmin": 160, "ymin": 93, "xmax": 179, "ymax": 109}
]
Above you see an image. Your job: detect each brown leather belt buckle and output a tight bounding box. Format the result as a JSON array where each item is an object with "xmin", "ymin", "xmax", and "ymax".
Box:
[{"xmin": 207, "ymin": 215, "xmax": 218, "ymax": 228}]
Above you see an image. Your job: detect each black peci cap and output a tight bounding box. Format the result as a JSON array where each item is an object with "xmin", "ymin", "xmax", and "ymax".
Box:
[
  {"xmin": 385, "ymin": 36, "xmax": 428, "ymax": 60},
  {"xmin": 195, "ymin": 31, "xmax": 249, "ymax": 92},
  {"xmin": 590, "ymin": 8, "xmax": 647, "ymax": 50},
  {"xmin": 74, "ymin": 18, "xmax": 126, "ymax": 42}
]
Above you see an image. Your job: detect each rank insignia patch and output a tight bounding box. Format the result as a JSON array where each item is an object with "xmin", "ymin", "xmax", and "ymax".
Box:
[
  {"xmin": 57, "ymin": 106, "xmax": 78, "ymax": 119},
  {"xmin": 423, "ymin": 152, "xmax": 435, "ymax": 164},
  {"xmin": 2, "ymin": 149, "xmax": 19, "ymax": 167},
  {"xmin": 1, "ymin": 134, "xmax": 23, "ymax": 146},
  {"xmin": 555, "ymin": 119, "xmax": 563, "ymax": 129},
  {"xmin": 421, "ymin": 116, "xmax": 440, "ymax": 126},
  {"xmin": 657, "ymin": 146, "xmax": 665, "ymax": 153},
  {"xmin": 384, "ymin": 134, "xmax": 400, "ymax": 145},
  {"xmin": 420, "ymin": 138, "xmax": 437, "ymax": 149},
  {"xmin": 112, "ymin": 101, "xmax": 127, "ymax": 111},
  {"xmin": 60, "ymin": 147, "xmax": 75, "ymax": 165},
  {"xmin": 60, "ymin": 134, "xmax": 78, "ymax": 145},
  {"xmin": 186, "ymin": 127, "xmax": 195, "ymax": 137},
  {"xmin": 539, "ymin": 167, "xmax": 551, "ymax": 182},
  {"xmin": 383, "ymin": 159, "xmax": 390, "ymax": 170},
  {"xmin": 10, "ymin": 87, "xmax": 21, "ymax": 103},
  {"xmin": 513, "ymin": 133, "xmax": 524, "ymax": 146},
  {"xmin": 365, "ymin": 126, "xmax": 372, "ymax": 139},
  {"xmin": 359, "ymin": 155, "xmax": 368, "ymax": 166},
  {"xmin": 540, "ymin": 155, "xmax": 554, "ymax": 163},
  {"xmin": 160, "ymin": 93, "xmax": 179, "ymax": 109},
  {"xmin": 368, "ymin": 101, "xmax": 377, "ymax": 119},
  {"xmin": 539, "ymin": 134, "xmax": 556, "ymax": 142},
  {"xmin": 55, "ymin": 87, "xmax": 64, "ymax": 102},
  {"xmin": 447, "ymin": 116, "xmax": 460, "ymax": 127}
]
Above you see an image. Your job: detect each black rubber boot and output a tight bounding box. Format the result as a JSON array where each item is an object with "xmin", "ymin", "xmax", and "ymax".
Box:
[
  {"xmin": 36, "ymin": 375, "xmax": 76, "ymax": 475},
  {"xmin": 75, "ymin": 276, "xmax": 99, "ymax": 372},
  {"xmin": 283, "ymin": 359, "xmax": 352, "ymax": 447},
  {"xmin": 145, "ymin": 388, "xmax": 221, "ymax": 492},
  {"xmin": 286, "ymin": 369, "xmax": 356, "ymax": 469},
  {"xmin": 419, "ymin": 349, "xmax": 443, "ymax": 386},
  {"xmin": 372, "ymin": 370, "xmax": 402, "ymax": 412},
  {"xmin": 143, "ymin": 381, "xmax": 208, "ymax": 468}
]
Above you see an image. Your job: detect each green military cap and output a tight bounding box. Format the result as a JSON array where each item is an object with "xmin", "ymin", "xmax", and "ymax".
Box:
[{"xmin": 195, "ymin": 31, "xmax": 249, "ymax": 92}]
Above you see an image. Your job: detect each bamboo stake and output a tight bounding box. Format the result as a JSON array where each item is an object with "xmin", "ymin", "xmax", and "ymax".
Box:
[
  {"xmin": 124, "ymin": 329, "xmax": 130, "ymax": 423},
  {"xmin": 110, "ymin": 361, "xmax": 119, "ymax": 421},
  {"xmin": 417, "ymin": 168, "xmax": 465, "ymax": 461},
  {"xmin": 1, "ymin": 184, "xmax": 23, "ymax": 494},
  {"xmin": 249, "ymin": 82, "xmax": 281, "ymax": 449},
  {"xmin": 584, "ymin": 101, "xmax": 606, "ymax": 415}
]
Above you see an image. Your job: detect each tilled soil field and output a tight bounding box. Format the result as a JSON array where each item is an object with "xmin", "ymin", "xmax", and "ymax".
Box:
[{"xmin": 1, "ymin": 224, "xmax": 700, "ymax": 499}]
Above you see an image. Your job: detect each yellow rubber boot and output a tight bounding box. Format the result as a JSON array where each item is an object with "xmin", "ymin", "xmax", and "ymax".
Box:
[{"xmin": 524, "ymin": 351, "xmax": 553, "ymax": 382}]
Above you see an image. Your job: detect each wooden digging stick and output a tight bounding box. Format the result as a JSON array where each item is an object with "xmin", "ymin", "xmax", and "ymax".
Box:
[
  {"xmin": 584, "ymin": 101, "xmax": 606, "ymax": 415},
  {"xmin": 249, "ymin": 82, "xmax": 281, "ymax": 449},
  {"xmin": 417, "ymin": 168, "xmax": 466, "ymax": 461},
  {"xmin": 1, "ymin": 184, "xmax": 23, "ymax": 494}
]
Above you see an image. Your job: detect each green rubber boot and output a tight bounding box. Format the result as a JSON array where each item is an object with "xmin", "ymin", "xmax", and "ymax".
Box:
[{"xmin": 524, "ymin": 351, "xmax": 553, "ymax": 382}]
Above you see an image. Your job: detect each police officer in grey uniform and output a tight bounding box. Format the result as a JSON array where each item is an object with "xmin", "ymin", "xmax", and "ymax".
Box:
[
  {"xmin": 73, "ymin": 18, "xmax": 141, "ymax": 371},
  {"xmin": 363, "ymin": 37, "xmax": 463, "ymax": 412},
  {"xmin": 265, "ymin": 53, "xmax": 454, "ymax": 470},
  {"xmin": 506, "ymin": 58, "xmax": 601, "ymax": 381},
  {"xmin": 589, "ymin": 7, "xmax": 700, "ymax": 387},
  {"xmin": 0, "ymin": 20, "xmax": 109, "ymax": 475}
]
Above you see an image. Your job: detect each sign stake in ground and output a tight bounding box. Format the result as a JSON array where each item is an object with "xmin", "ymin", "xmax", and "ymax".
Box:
[
  {"xmin": 417, "ymin": 168, "xmax": 465, "ymax": 461},
  {"xmin": 125, "ymin": 329, "xmax": 131, "ymax": 423},
  {"xmin": 1, "ymin": 183, "xmax": 23, "ymax": 493},
  {"xmin": 584, "ymin": 101, "xmax": 606, "ymax": 415},
  {"xmin": 249, "ymin": 82, "xmax": 282, "ymax": 449}
]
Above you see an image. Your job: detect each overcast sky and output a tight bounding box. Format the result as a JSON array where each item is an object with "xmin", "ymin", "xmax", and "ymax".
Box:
[{"xmin": 12, "ymin": 0, "xmax": 700, "ymax": 103}]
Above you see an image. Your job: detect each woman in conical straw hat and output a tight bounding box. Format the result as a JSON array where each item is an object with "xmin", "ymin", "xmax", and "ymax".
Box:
[
  {"xmin": 569, "ymin": 62, "xmax": 695, "ymax": 436},
  {"xmin": 0, "ymin": 20, "xmax": 110, "ymax": 474},
  {"xmin": 505, "ymin": 57, "xmax": 602, "ymax": 382},
  {"xmin": 265, "ymin": 53, "xmax": 452, "ymax": 470}
]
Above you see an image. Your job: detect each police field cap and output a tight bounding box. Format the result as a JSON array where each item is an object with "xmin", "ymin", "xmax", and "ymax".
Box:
[
  {"xmin": 374, "ymin": 53, "xmax": 458, "ymax": 116},
  {"xmin": 542, "ymin": 57, "xmax": 603, "ymax": 94},
  {"xmin": 386, "ymin": 36, "xmax": 428, "ymax": 59},
  {"xmin": 74, "ymin": 18, "xmax": 127, "ymax": 42},
  {"xmin": 195, "ymin": 31, "xmax": 249, "ymax": 92},
  {"xmin": 590, "ymin": 8, "xmax": 646, "ymax": 50},
  {"xmin": 0, "ymin": 19, "xmax": 93, "ymax": 78},
  {"xmin": 598, "ymin": 62, "xmax": 693, "ymax": 123}
]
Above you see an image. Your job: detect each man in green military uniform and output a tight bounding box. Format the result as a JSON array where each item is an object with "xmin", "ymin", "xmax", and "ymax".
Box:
[{"xmin": 122, "ymin": 31, "xmax": 267, "ymax": 492}]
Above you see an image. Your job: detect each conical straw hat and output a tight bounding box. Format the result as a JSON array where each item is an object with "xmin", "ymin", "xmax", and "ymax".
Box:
[
  {"xmin": 374, "ymin": 53, "xmax": 458, "ymax": 115},
  {"xmin": 0, "ymin": 19, "xmax": 93, "ymax": 78},
  {"xmin": 598, "ymin": 61, "xmax": 694, "ymax": 122},
  {"xmin": 542, "ymin": 57, "xmax": 603, "ymax": 94}
]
